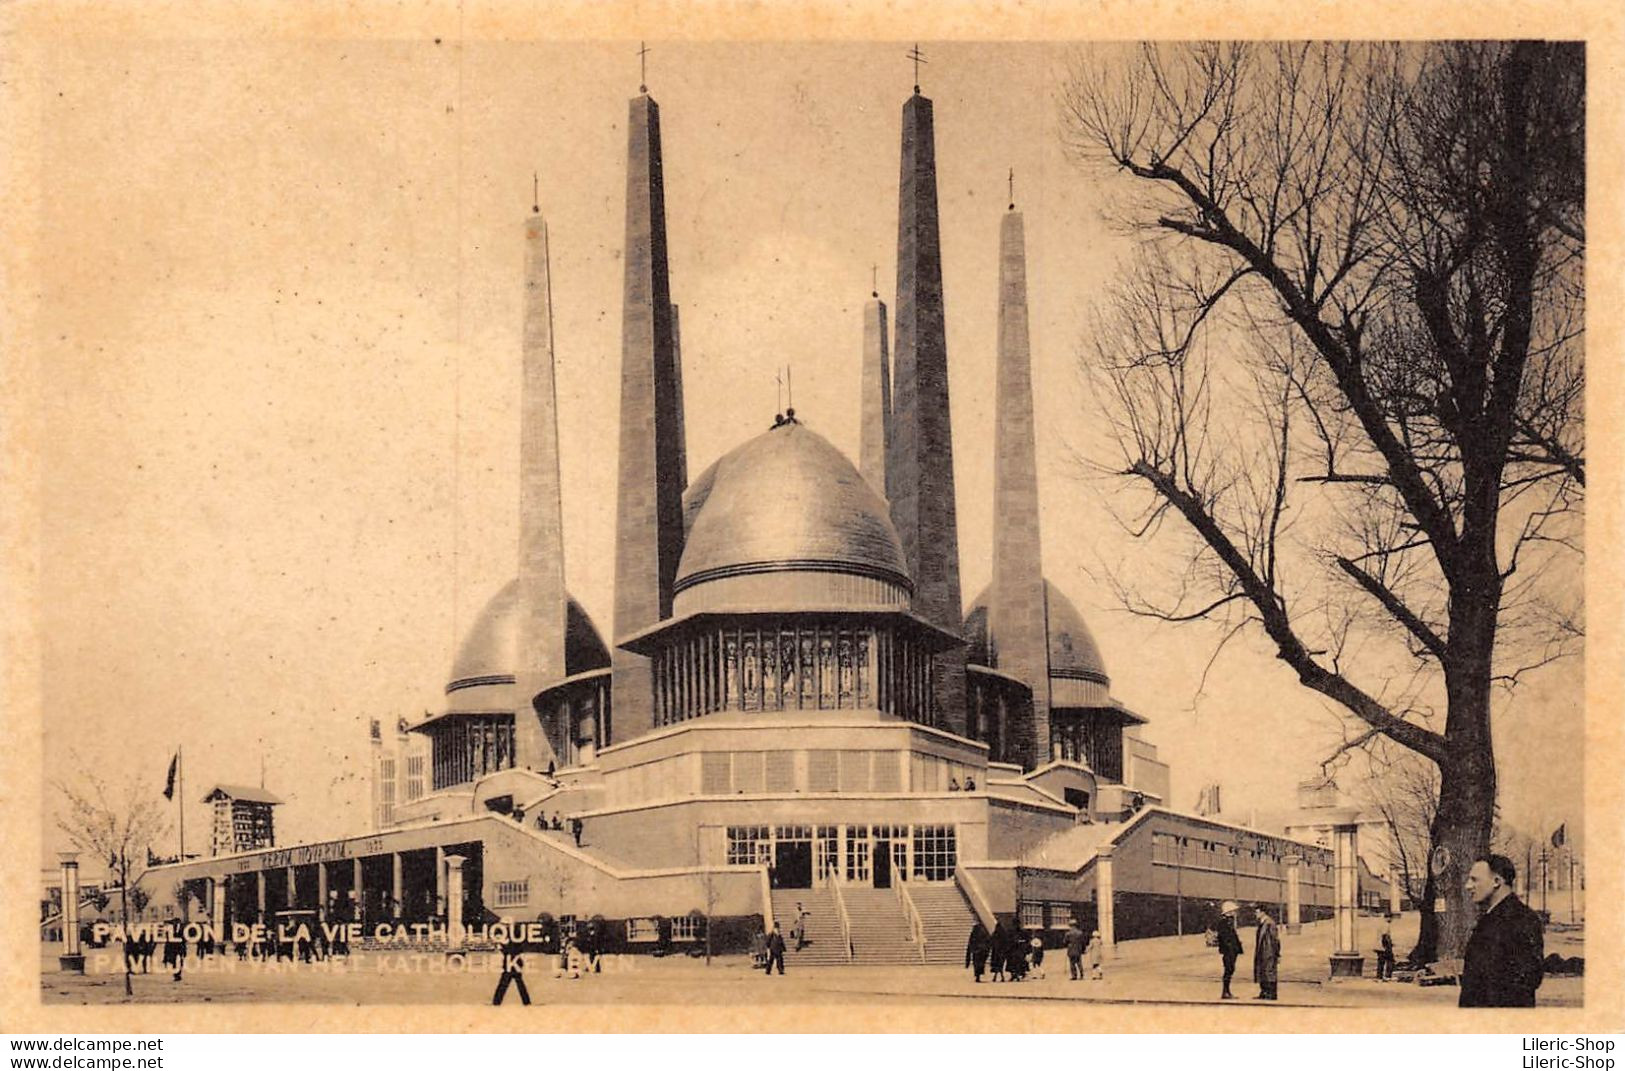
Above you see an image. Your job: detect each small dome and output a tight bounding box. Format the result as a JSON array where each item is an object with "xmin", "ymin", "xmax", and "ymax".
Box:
[
  {"xmin": 674, "ymin": 421, "xmax": 911, "ymax": 613},
  {"xmin": 447, "ymin": 578, "xmax": 610, "ymax": 693},
  {"xmin": 964, "ymin": 579, "xmax": 1110, "ymax": 688}
]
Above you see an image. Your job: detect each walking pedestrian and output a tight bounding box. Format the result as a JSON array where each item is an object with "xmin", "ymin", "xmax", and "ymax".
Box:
[
  {"xmin": 1064, "ymin": 919, "xmax": 1086, "ymax": 980},
  {"xmin": 966, "ymin": 921, "xmax": 991, "ymax": 982},
  {"xmin": 1253, "ymin": 906, "xmax": 1280, "ymax": 1000},
  {"xmin": 570, "ymin": 816, "xmax": 584, "ymax": 847},
  {"xmin": 1006, "ymin": 931, "xmax": 1029, "ymax": 981},
  {"xmin": 764, "ymin": 925, "xmax": 786, "ymax": 976},
  {"xmin": 1215, "ymin": 901, "xmax": 1243, "ymax": 999},
  {"xmin": 1375, "ymin": 918, "xmax": 1396, "ymax": 981},
  {"xmin": 491, "ymin": 920, "xmax": 533, "ymax": 1006},
  {"xmin": 1459, "ymin": 855, "xmax": 1545, "ymax": 1007},
  {"xmin": 1086, "ymin": 930, "xmax": 1105, "ymax": 980},
  {"xmin": 792, "ymin": 902, "xmax": 811, "ymax": 951},
  {"xmin": 989, "ymin": 920, "xmax": 1010, "ymax": 982}
]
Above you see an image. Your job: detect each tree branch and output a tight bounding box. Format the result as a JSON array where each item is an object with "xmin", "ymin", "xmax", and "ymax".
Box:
[{"xmin": 1335, "ymin": 556, "xmax": 1448, "ymax": 660}]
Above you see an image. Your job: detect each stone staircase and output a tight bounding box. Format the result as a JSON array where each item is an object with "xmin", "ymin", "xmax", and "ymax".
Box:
[
  {"xmin": 770, "ymin": 889, "xmax": 849, "ymax": 966},
  {"xmin": 841, "ymin": 887, "xmax": 922, "ymax": 966},
  {"xmin": 908, "ymin": 883, "xmax": 980, "ymax": 965}
]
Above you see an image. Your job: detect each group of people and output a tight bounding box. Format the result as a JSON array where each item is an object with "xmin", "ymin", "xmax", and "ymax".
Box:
[
  {"xmin": 964, "ymin": 920, "xmax": 1065, "ymax": 983},
  {"xmin": 530, "ymin": 812, "xmax": 585, "ymax": 847},
  {"xmin": 1206, "ymin": 853, "xmax": 1546, "ymax": 1007},
  {"xmin": 1211, "ymin": 900, "xmax": 1280, "ymax": 1000},
  {"xmin": 491, "ymin": 922, "xmax": 607, "ymax": 1005}
]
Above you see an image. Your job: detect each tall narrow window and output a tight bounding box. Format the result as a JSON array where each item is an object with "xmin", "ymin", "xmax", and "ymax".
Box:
[{"xmin": 742, "ymin": 634, "xmax": 759, "ymax": 711}]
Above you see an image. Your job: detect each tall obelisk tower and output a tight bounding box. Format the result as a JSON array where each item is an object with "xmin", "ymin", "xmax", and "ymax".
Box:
[
  {"xmin": 610, "ymin": 86, "xmax": 685, "ymax": 745},
  {"xmin": 888, "ymin": 82, "xmax": 967, "ymax": 733},
  {"xmin": 515, "ymin": 197, "xmax": 568, "ymax": 771},
  {"xmin": 987, "ymin": 201, "xmax": 1051, "ymax": 768},
  {"xmin": 858, "ymin": 286, "xmax": 891, "ymax": 496}
]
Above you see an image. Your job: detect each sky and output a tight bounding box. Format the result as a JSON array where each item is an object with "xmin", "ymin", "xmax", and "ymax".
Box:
[{"xmin": 24, "ymin": 38, "xmax": 1584, "ymax": 865}]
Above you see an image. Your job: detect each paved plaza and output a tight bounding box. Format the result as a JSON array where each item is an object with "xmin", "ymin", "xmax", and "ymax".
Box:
[{"xmin": 39, "ymin": 916, "xmax": 1584, "ymax": 1009}]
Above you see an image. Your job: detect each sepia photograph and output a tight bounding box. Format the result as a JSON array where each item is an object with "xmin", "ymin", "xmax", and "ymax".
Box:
[{"xmin": 3, "ymin": 6, "xmax": 1615, "ymax": 1040}]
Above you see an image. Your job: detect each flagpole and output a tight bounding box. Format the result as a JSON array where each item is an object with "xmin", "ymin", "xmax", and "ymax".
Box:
[{"xmin": 178, "ymin": 745, "xmax": 185, "ymax": 862}]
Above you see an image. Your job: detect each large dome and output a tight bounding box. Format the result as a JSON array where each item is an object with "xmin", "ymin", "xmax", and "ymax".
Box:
[
  {"xmin": 447, "ymin": 578, "xmax": 610, "ymax": 695},
  {"xmin": 964, "ymin": 578, "xmax": 1110, "ymax": 691},
  {"xmin": 674, "ymin": 420, "xmax": 912, "ymax": 614}
]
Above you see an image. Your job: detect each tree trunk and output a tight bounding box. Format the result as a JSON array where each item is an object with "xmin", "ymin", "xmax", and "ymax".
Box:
[
  {"xmin": 119, "ymin": 876, "xmax": 133, "ymax": 999},
  {"xmin": 1427, "ymin": 743, "xmax": 1497, "ymax": 962},
  {"xmin": 1413, "ymin": 869, "xmax": 1439, "ymax": 964}
]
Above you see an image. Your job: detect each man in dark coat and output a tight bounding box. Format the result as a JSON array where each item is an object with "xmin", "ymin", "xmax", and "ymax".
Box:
[
  {"xmin": 1215, "ymin": 901, "xmax": 1244, "ymax": 999},
  {"xmin": 1459, "ymin": 855, "xmax": 1544, "ymax": 1007},
  {"xmin": 989, "ymin": 920, "xmax": 1010, "ymax": 981},
  {"xmin": 764, "ymin": 925, "xmax": 786, "ymax": 976},
  {"xmin": 1064, "ymin": 920, "xmax": 1087, "ymax": 981},
  {"xmin": 965, "ymin": 921, "xmax": 991, "ymax": 982},
  {"xmin": 1253, "ymin": 907, "xmax": 1280, "ymax": 1000}
]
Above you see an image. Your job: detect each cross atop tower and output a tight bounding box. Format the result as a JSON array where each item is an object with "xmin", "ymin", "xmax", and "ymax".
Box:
[
  {"xmin": 907, "ymin": 43, "xmax": 927, "ymax": 94},
  {"xmin": 871, "ymin": 262, "xmax": 879, "ymax": 298},
  {"xmin": 638, "ymin": 40, "xmax": 651, "ymax": 94},
  {"xmin": 1008, "ymin": 167, "xmax": 1015, "ymax": 211},
  {"xmin": 533, "ymin": 171, "xmax": 540, "ymax": 214}
]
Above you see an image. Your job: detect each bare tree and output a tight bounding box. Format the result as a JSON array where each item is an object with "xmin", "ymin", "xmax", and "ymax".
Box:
[
  {"xmin": 1356, "ymin": 744, "xmax": 1438, "ymax": 938},
  {"xmin": 1062, "ymin": 42, "xmax": 1583, "ymax": 960},
  {"xmin": 56, "ymin": 771, "xmax": 170, "ymax": 997}
]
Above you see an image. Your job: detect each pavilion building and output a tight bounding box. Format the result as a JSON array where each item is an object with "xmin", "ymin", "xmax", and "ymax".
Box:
[{"xmin": 131, "ymin": 77, "xmax": 1336, "ymax": 963}]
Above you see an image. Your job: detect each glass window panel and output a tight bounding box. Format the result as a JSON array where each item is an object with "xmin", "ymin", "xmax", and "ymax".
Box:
[
  {"xmin": 742, "ymin": 635, "xmax": 760, "ymax": 711},
  {"xmin": 808, "ymin": 750, "xmax": 838, "ymax": 793},
  {"xmin": 838, "ymin": 751, "xmax": 870, "ymax": 793},
  {"xmin": 765, "ymin": 751, "xmax": 795, "ymax": 793},
  {"xmin": 701, "ymin": 753, "xmax": 730, "ymax": 795},
  {"xmin": 724, "ymin": 634, "xmax": 740, "ymax": 708},
  {"xmin": 871, "ymin": 752, "xmax": 900, "ymax": 792},
  {"xmin": 734, "ymin": 752, "xmax": 765, "ymax": 794}
]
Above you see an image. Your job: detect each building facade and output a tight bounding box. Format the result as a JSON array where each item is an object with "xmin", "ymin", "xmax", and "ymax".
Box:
[{"xmin": 130, "ymin": 78, "xmax": 1337, "ymax": 961}]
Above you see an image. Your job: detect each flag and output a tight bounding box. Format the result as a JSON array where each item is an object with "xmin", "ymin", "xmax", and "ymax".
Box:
[
  {"xmin": 162, "ymin": 751, "xmax": 179, "ymax": 800},
  {"xmin": 1551, "ymin": 823, "xmax": 1567, "ymax": 849}
]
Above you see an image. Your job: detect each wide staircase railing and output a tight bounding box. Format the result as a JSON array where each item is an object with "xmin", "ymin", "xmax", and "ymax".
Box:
[
  {"xmin": 896, "ymin": 880, "xmax": 927, "ymax": 963},
  {"xmin": 908, "ymin": 880, "xmax": 982, "ymax": 965},
  {"xmin": 828, "ymin": 874, "xmax": 855, "ymax": 963}
]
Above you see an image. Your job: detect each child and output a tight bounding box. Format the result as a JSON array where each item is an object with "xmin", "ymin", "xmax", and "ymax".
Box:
[{"xmin": 1086, "ymin": 930, "xmax": 1105, "ymax": 980}]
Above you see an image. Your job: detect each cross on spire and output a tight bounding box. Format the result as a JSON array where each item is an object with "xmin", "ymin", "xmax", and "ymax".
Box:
[
  {"xmin": 533, "ymin": 171, "xmax": 540, "ymax": 214},
  {"xmin": 871, "ymin": 262, "xmax": 878, "ymax": 298},
  {"xmin": 907, "ymin": 43, "xmax": 927, "ymax": 93},
  {"xmin": 638, "ymin": 40, "xmax": 650, "ymax": 94},
  {"xmin": 1008, "ymin": 167, "xmax": 1015, "ymax": 210}
]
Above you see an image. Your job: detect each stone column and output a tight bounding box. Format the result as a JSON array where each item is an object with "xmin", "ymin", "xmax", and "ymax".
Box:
[
  {"xmin": 58, "ymin": 852, "xmax": 85, "ymax": 972},
  {"xmin": 444, "ymin": 855, "xmax": 467, "ymax": 949},
  {"xmin": 211, "ymin": 877, "xmax": 227, "ymax": 941},
  {"xmin": 515, "ymin": 207, "xmax": 567, "ymax": 773},
  {"xmin": 610, "ymin": 90, "xmax": 686, "ymax": 747},
  {"xmin": 1095, "ymin": 845, "xmax": 1116, "ymax": 958},
  {"xmin": 256, "ymin": 870, "xmax": 267, "ymax": 921},
  {"xmin": 390, "ymin": 853, "xmax": 404, "ymax": 921},
  {"xmin": 888, "ymin": 88, "xmax": 966, "ymax": 733},
  {"xmin": 286, "ymin": 865, "xmax": 297, "ymax": 908},
  {"xmin": 859, "ymin": 293, "xmax": 892, "ymax": 496},
  {"xmin": 434, "ymin": 846, "xmax": 446, "ymax": 918},
  {"xmin": 988, "ymin": 208, "xmax": 1052, "ymax": 769},
  {"xmin": 1284, "ymin": 853, "xmax": 1303, "ymax": 934},
  {"xmin": 352, "ymin": 858, "xmax": 364, "ymax": 927},
  {"xmin": 1329, "ymin": 816, "xmax": 1364, "ymax": 977},
  {"xmin": 317, "ymin": 862, "xmax": 330, "ymax": 922}
]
